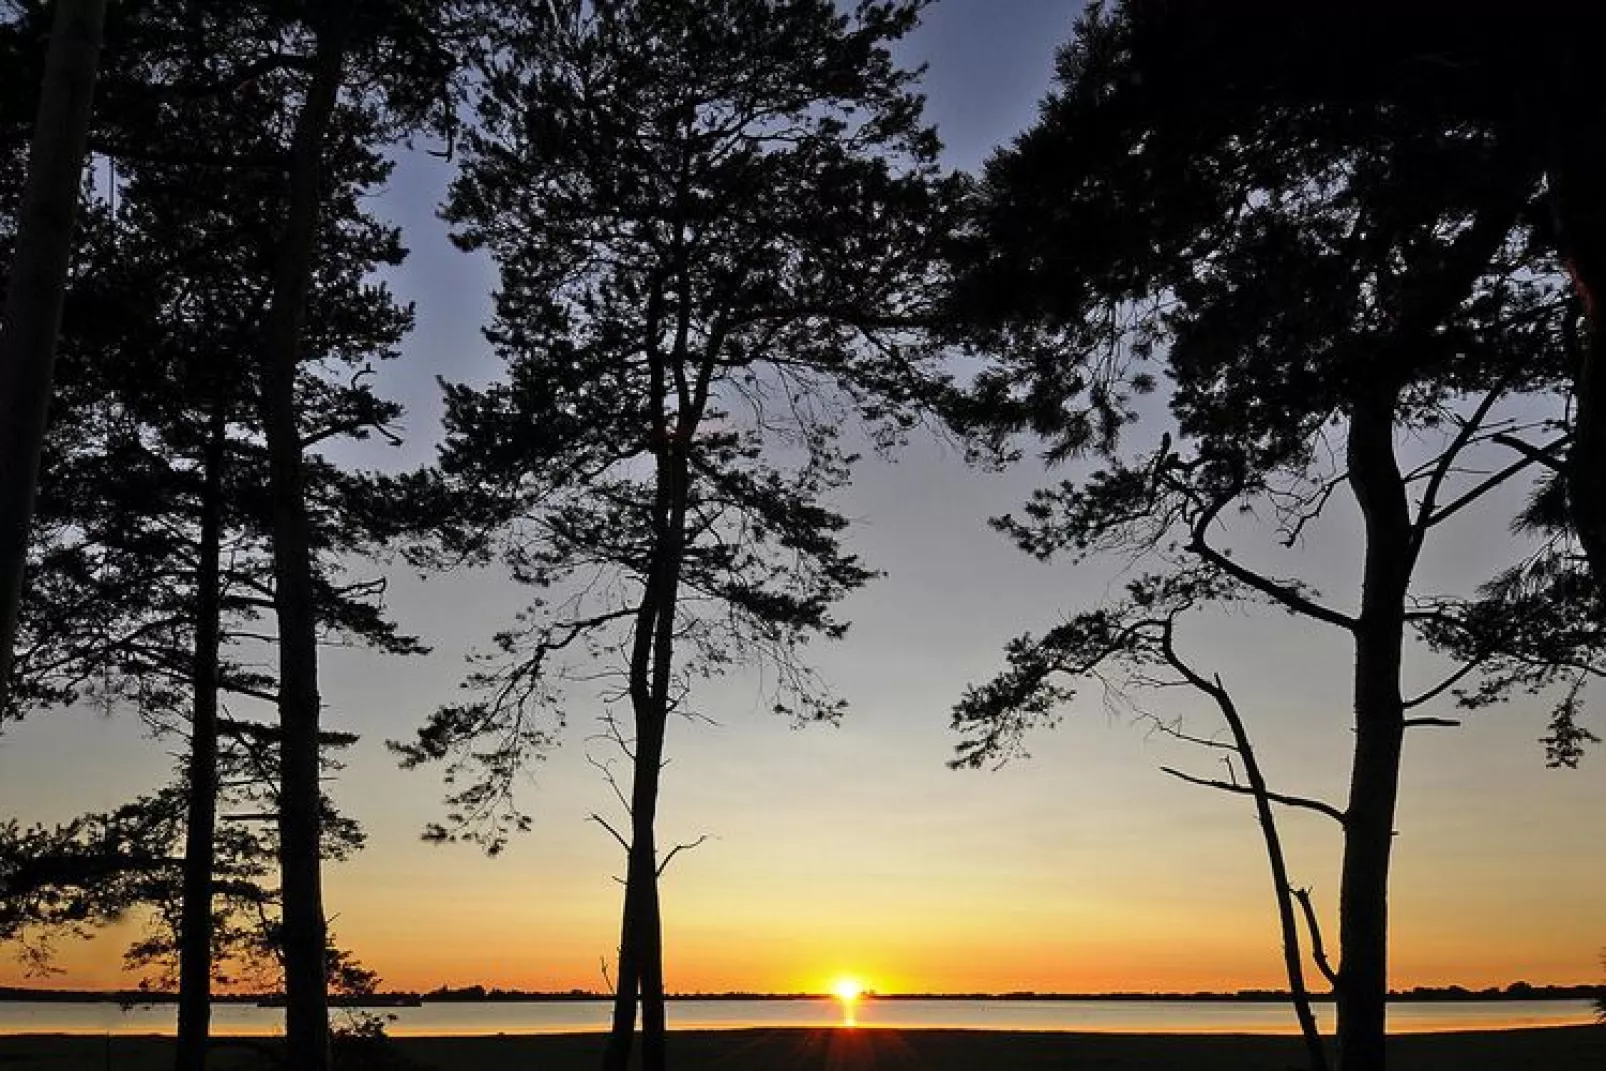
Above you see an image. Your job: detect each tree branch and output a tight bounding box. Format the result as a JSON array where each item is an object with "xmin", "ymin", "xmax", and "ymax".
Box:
[
  {"xmin": 1158, "ymin": 766, "xmax": 1347, "ymax": 825},
  {"xmin": 1402, "ymin": 655, "xmax": 1485, "ymax": 710},
  {"xmin": 588, "ymin": 813, "xmax": 629, "ymax": 853},
  {"xmin": 1492, "ymin": 431, "xmax": 1567, "ymax": 473},
  {"xmin": 656, "ymin": 834, "xmax": 711, "ymax": 877},
  {"xmin": 1411, "ymin": 387, "xmax": 1504, "ymax": 548},
  {"xmin": 1423, "ymin": 435, "xmax": 1568, "ymax": 530},
  {"xmin": 1292, "ymin": 887, "xmax": 1340, "ymax": 987},
  {"xmin": 1187, "ymin": 496, "xmax": 1356, "ymax": 631}
]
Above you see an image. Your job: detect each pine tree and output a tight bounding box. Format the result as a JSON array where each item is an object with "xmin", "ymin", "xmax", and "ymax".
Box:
[{"xmin": 396, "ymin": 3, "xmax": 955, "ymax": 1067}]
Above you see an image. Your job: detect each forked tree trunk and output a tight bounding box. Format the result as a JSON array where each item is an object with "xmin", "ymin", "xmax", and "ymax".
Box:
[
  {"xmin": 260, "ymin": 24, "xmax": 346, "ymax": 1071},
  {"xmin": 1335, "ymin": 389, "xmax": 1413, "ymax": 1071},
  {"xmin": 603, "ymin": 427, "xmax": 690, "ymax": 1071},
  {"xmin": 173, "ymin": 393, "xmax": 228, "ymax": 1071},
  {"xmin": 604, "ymin": 729, "xmax": 667, "ymax": 1071},
  {"xmin": 0, "ymin": 0, "xmax": 106, "ymax": 712}
]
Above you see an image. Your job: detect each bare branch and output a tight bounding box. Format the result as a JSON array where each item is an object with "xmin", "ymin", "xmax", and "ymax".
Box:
[
  {"xmin": 1423, "ymin": 435, "xmax": 1568, "ymax": 530},
  {"xmin": 1492, "ymin": 431, "xmax": 1567, "ymax": 473},
  {"xmin": 1402, "ymin": 716, "xmax": 1462, "ymax": 729},
  {"xmin": 586, "ymin": 753, "xmax": 633, "ymax": 818},
  {"xmin": 1187, "ymin": 495, "xmax": 1356, "ymax": 631},
  {"xmin": 588, "ymin": 813, "xmax": 630, "ymax": 853},
  {"xmin": 1159, "ymin": 766, "xmax": 1347, "ymax": 825},
  {"xmin": 1402, "ymin": 655, "xmax": 1485, "ymax": 710},
  {"xmin": 1411, "ymin": 387, "xmax": 1504, "ymax": 548},
  {"xmin": 1292, "ymin": 887, "xmax": 1340, "ymax": 987},
  {"xmin": 656, "ymin": 833, "xmax": 711, "ymax": 877}
]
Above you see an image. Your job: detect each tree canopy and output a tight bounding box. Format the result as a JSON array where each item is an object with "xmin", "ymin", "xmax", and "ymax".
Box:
[{"xmin": 944, "ymin": 5, "xmax": 1600, "ymax": 1069}]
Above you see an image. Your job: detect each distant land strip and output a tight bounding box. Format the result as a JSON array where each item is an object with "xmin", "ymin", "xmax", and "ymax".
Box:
[{"xmin": 2, "ymin": 982, "xmax": 1602, "ymax": 1005}]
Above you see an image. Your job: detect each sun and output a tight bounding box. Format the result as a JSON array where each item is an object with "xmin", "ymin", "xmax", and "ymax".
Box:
[{"xmin": 832, "ymin": 977, "xmax": 865, "ymax": 1003}]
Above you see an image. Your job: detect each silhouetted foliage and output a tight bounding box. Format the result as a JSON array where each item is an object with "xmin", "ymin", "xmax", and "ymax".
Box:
[
  {"xmin": 0, "ymin": 3, "xmax": 467, "ymax": 1066},
  {"xmin": 0, "ymin": 0, "xmax": 107, "ymax": 713},
  {"xmin": 393, "ymin": 2, "xmax": 955, "ymax": 1067},
  {"xmin": 945, "ymin": 5, "xmax": 1601, "ymax": 1070}
]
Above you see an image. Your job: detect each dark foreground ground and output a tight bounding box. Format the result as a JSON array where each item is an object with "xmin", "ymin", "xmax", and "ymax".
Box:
[{"xmin": 3, "ymin": 1026, "xmax": 1604, "ymax": 1070}]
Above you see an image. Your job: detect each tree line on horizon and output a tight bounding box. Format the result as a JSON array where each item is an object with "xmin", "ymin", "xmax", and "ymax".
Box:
[{"xmin": 1, "ymin": 3, "xmax": 1604, "ymax": 1071}]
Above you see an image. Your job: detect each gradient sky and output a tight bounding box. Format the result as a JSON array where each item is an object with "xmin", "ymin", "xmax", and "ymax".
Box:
[{"xmin": 2, "ymin": 0, "xmax": 1603, "ymax": 997}]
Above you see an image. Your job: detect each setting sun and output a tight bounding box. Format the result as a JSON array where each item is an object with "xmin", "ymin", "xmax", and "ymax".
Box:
[{"xmin": 833, "ymin": 978, "xmax": 866, "ymax": 1003}]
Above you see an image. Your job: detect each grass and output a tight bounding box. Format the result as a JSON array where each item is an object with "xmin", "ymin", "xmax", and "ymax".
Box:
[{"xmin": 3, "ymin": 1025, "xmax": 1603, "ymax": 1070}]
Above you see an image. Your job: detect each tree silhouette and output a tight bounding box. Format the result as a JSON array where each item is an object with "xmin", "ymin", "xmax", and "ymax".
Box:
[
  {"xmin": 394, "ymin": 2, "xmax": 954, "ymax": 1067},
  {"xmin": 946, "ymin": 7, "xmax": 1597, "ymax": 1070},
  {"xmin": 0, "ymin": 0, "xmax": 106, "ymax": 714},
  {"xmin": 1, "ymin": 4, "xmax": 464, "ymax": 1064}
]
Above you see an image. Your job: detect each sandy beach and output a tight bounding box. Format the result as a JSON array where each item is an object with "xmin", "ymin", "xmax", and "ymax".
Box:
[{"xmin": 4, "ymin": 1025, "xmax": 1603, "ymax": 1070}]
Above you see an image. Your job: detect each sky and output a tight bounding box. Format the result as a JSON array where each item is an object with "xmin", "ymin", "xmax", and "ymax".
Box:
[{"xmin": 2, "ymin": 0, "xmax": 1604, "ymax": 999}]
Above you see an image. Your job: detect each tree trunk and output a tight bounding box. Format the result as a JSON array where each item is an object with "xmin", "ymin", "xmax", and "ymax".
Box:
[
  {"xmin": 602, "ymin": 862, "xmax": 644, "ymax": 1071},
  {"xmin": 260, "ymin": 26, "xmax": 345, "ymax": 1071},
  {"xmin": 603, "ymin": 416, "xmax": 691, "ymax": 1071},
  {"xmin": 173, "ymin": 393, "xmax": 227, "ymax": 1071},
  {"xmin": 1550, "ymin": 114, "xmax": 1606, "ymax": 600},
  {"xmin": 603, "ymin": 716, "xmax": 667, "ymax": 1071},
  {"xmin": 0, "ymin": 0, "xmax": 106, "ymax": 713},
  {"xmin": 636, "ymin": 772, "xmax": 668, "ymax": 1071},
  {"xmin": 1335, "ymin": 390, "xmax": 1413, "ymax": 1071}
]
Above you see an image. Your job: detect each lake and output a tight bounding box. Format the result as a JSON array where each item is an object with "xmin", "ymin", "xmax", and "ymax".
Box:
[{"xmin": 0, "ymin": 998, "xmax": 1594, "ymax": 1037}]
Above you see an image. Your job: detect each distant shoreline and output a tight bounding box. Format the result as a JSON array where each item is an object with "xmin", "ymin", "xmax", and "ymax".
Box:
[{"xmin": 3, "ymin": 983, "xmax": 1601, "ymax": 1006}]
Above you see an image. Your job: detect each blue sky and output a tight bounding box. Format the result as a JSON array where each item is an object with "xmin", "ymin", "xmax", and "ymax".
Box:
[{"xmin": 3, "ymin": 0, "xmax": 1603, "ymax": 995}]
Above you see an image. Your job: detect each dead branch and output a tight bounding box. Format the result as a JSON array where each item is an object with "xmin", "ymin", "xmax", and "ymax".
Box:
[
  {"xmin": 587, "ymin": 753, "xmax": 633, "ymax": 818},
  {"xmin": 656, "ymin": 834, "xmax": 711, "ymax": 877},
  {"xmin": 1402, "ymin": 656, "xmax": 1485, "ymax": 711},
  {"xmin": 1292, "ymin": 887, "xmax": 1340, "ymax": 987},
  {"xmin": 1159, "ymin": 767, "xmax": 1347, "ymax": 825},
  {"xmin": 588, "ymin": 813, "xmax": 629, "ymax": 853},
  {"xmin": 1186, "ymin": 493, "xmax": 1357, "ymax": 631}
]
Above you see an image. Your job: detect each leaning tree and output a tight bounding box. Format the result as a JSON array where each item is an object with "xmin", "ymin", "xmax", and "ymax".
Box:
[
  {"xmin": 395, "ymin": 2, "xmax": 956, "ymax": 1068},
  {"xmin": 945, "ymin": 7, "xmax": 1596, "ymax": 1071}
]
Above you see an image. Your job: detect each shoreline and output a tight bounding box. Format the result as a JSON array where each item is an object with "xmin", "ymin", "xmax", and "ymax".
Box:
[{"xmin": 4, "ymin": 985, "xmax": 1601, "ymax": 1004}]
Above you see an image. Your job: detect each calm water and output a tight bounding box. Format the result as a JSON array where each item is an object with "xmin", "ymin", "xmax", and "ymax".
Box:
[{"xmin": 0, "ymin": 998, "xmax": 1594, "ymax": 1037}]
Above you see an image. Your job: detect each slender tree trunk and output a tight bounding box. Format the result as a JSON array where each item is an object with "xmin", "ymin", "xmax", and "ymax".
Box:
[
  {"xmin": 1335, "ymin": 390, "xmax": 1412, "ymax": 1071},
  {"xmin": 0, "ymin": 0, "xmax": 106, "ymax": 713},
  {"xmin": 603, "ymin": 424, "xmax": 690, "ymax": 1071},
  {"xmin": 173, "ymin": 394, "xmax": 228, "ymax": 1071},
  {"xmin": 636, "ymin": 773, "xmax": 667, "ymax": 1071},
  {"xmin": 604, "ymin": 715, "xmax": 667, "ymax": 1071},
  {"xmin": 603, "ymin": 861, "xmax": 644, "ymax": 1071},
  {"xmin": 260, "ymin": 26, "xmax": 345, "ymax": 1071},
  {"xmin": 1215, "ymin": 681, "xmax": 1331, "ymax": 1071}
]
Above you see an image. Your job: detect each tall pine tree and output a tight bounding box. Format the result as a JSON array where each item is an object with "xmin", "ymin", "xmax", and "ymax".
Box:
[{"xmin": 397, "ymin": 3, "xmax": 955, "ymax": 1067}]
